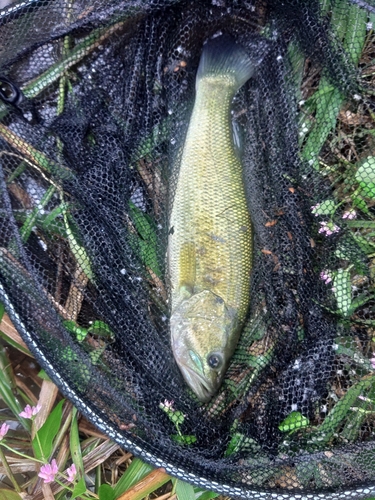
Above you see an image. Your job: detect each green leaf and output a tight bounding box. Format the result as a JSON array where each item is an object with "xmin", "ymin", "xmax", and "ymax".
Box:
[
  {"xmin": 113, "ymin": 458, "xmax": 153, "ymax": 497},
  {"xmin": 128, "ymin": 201, "xmax": 161, "ymax": 277},
  {"xmin": 225, "ymin": 432, "xmax": 244, "ymax": 456},
  {"xmin": 334, "ymin": 342, "xmax": 371, "ymax": 371},
  {"xmin": 171, "ymin": 434, "xmax": 197, "ymax": 445},
  {"xmin": 98, "ymin": 484, "xmax": 115, "ymax": 500},
  {"xmin": 0, "ymin": 302, "xmax": 4, "ymax": 323},
  {"xmin": 278, "ymin": 411, "xmax": 310, "ymax": 432},
  {"xmin": 352, "ymin": 195, "xmax": 370, "ymax": 215},
  {"xmin": 311, "ymin": 199, "xmax": 337, "ymax": 216},
  {"xmin": 63, "ymin": 320, "xmax": 88, "ymax": 342},
  {"xmin": 71, "ymin": 477, "xmax": 87, "ymax": 500},
  {"xmin": 37, "ymin": 369, "xmax": 51, "ymax": 381},
  {"xmin": 356, "ymin": 157, "xmax": 375, "ymax": 199},
  {"xmin": 70, "ymin": 407, "xmax": 84, "ymax": 477},
  {"xmin": 63, "ymin": 206, "xmax": 94, "ymax": 280},
  {"xmin": 132, "ymin": 119, "xmax": 170, "ymax": 162},
  {"xmin": 41, "ymin": 203, "xmax": 66, "ymax": 230},
  {"xmin": 0, "ymin": 329, "xmax": 31, "ymax": 356},
  {"xmin": 331, "ymin": 0, "xmax": 349, "ymax": 41},
  {"xmin": 175, "ymin": 479, "xmax": 196, "ymax": 500},
  {"xmin": 307, "ymin": 375, "xmax": 375, "ymax": 446},
  {"xmin": 19, "ymin": 185, "xmax": 56, "ymax": 243},
  {"xmin": 194, "ymin": 489, "xmax": 219, "ymax": 500},
  {"xmin": 343, "ymin": 3, "xmax": 367, "ymax": 65},
  {"xmin": 32, "ymin": 399, "xmax": 64, "ymax": 461},
  {"xmin": 0, "ymin": 348, "xmax": 30, "ymax": 431},
  {"xmin": 333, "ymin": 269, "xmax": 352, "ymax": 317},
  {"xmin": 302, "ymin": 81, "xmax": 343, "ymax": 169},
  {"xmin": 352, "ymin": 234, "xmax": 375, "ymax": 256},
  {"xmin": 87, "ymin": 320, "xmax": 114, "ymax": 340},
  {"xmin": 0, "ymin": 490, "xmax": 23, "ymax": 500},
  {"xmin": 347, "ymin": 293, "xmax": 374, "ymax": 319},
  {"xmin": 346, "ymin": 220, "xmax": 375, "ymax": 229}
]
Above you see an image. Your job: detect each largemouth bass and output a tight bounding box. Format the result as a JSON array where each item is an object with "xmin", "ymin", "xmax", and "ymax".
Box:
[{"xmin": 168, "ymin": 35, "xmax": 254, "ymax": 402}]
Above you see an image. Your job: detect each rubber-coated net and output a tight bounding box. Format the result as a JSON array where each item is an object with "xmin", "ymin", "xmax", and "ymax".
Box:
[{"xmin": 1, "ymin": 0, "xmax": 375, "ymax": 497}]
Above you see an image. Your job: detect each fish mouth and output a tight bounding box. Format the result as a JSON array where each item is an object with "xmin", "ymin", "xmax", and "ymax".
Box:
[{"xmin": 179, "ymin": 364, "xmax": 218, "ymax": 403}]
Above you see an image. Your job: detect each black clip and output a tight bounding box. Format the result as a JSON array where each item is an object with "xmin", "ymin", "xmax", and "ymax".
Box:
[{"xmin": 0, "ymin": 75, "xmax": 40, "ymax": 123}]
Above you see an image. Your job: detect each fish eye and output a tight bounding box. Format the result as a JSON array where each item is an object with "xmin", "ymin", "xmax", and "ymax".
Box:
[
  {"xmin": 207, "ymin": 352, "xmax": 223, "ymax": 370},
  {"xmin": 0, "ymin": 79, "xmax": 18, "ymax": 103}
]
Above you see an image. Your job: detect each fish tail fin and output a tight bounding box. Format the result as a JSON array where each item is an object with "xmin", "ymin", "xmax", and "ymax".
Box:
[{"xmin": 196, "ymin": 34, "xmax": 255, "ymax": 91}]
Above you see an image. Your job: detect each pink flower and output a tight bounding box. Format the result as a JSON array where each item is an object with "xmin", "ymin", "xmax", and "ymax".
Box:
[
  {"xmin": 320, "ymin": 270, "xmax": 332, "ymax": 284},
  {"xmin": 66, "ymin": 463, "xmax": 77, "ymax": 482},
  {"xmin": 370, "ymin": 357, "xmax": 375, "ymax": 370},
  {"xmin": 160, "ymin": 400, "xmax": 175, "ymax": 411},
  {"xmin": 318, "ymin": 221, "xmax": 340, "ymax": 236},
  {"xmin": 0, "ymin": 422, "xmax": 9, "ymax": 441},
  {"xmin": 19, "ymin": 404, "xmax": 42, "ymax": 419},
  {"xmin": 342, "ymin": 209, "xmax": 357, "ymax": 220},
  {"xmin": 38, "ymin": 459, "xmax": 58, "ymax": 484},
  {"xmin": 358, "ymin": 395, "xmax": 372, "ymax": 402}
]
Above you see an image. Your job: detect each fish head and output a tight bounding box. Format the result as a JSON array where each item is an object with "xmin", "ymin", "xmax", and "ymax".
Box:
[{"xmin": 170, "ymin": 289, "xmax": 238, "ymax": 402}]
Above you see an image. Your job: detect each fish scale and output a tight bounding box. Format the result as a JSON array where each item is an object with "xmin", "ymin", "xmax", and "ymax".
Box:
[
  {"xmin": 170, "ymin": 79, "xmax": 251, "ymax": 314},
  {"xmin": 168, "ymin": 35, "xmax": 254, "ymax": 402}
]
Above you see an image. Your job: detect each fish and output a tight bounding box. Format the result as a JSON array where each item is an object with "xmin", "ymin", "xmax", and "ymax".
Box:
[{"xmin": 168, "ymin": 35, "xmax": 255, "ymax": 402}]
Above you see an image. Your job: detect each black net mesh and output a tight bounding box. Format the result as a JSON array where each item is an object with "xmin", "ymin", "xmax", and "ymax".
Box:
[{"xmin": 1, "ymin": 0, "xmax": 375, "ymax": 497}]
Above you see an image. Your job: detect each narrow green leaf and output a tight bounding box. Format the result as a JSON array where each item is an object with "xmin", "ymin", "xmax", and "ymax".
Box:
[
  {"xmin": 331, "ymin": 0, "xmax": 348, "ymax": 41},
  {"xmin": 128, "ymin": 201, "xmax": 161, "ymax": 277},
  {"xmin": 335, "ymin": 343, "xmax": 371, "ymax": 370},
  {"xmin": 0, "ymin": 490, "xmax": 23, "ymax": 500},
  {"xmin": 41, "ymin": 203, "xmax": 66, "ymax": 231},
  {"xmin": 333, "ymin": 269, "xmax": 352, "ymax": 317},
  {"xmin": 346, "ymin": 220, "xmax": 375, "ymax": 229},
  {"xmin": 0, "ymin": 303, "xmax": 4, "ymax": 323},
  {"xmin": 32, "ymin": 399, "xmax": 64, "ymax": 461},
  {"xmin": 70, "ymin": 407, "xmax": 85, "ymax": 477},
  {"xmin": 63, "ymin": 208, "xmax": 94, "ymax": 280},
  {"xmin": 113, "ymin": 458, "xmax": 153, "ymax": 497},
  {"xmin": 307, "ymin": 375, "xmax": 375, "ymax": 446},
  {"xmin": 352, "ymin": 195, "xmax": 370, "ymax": 214},
  {"xmin": 344, "ymin": 3, "xmax": 367, "ymax": 65},
  {"xmin": 356, "ymin": 157, "xmax": 375, "ymax": 199},
  {"xmin": 20, "ymin": 185, "xmax": 56, "ymax": 243},
  {"xmin": 0, "ymin": 349, "xmax": 30, "ymax": 431},
  {"xmin": 302, "ymin": 81, "xmax": 343, "ymax": 169},
  {"xmin": 71, "ymin": 477, "xmax": 87, "ymax": 499},
  {"xmin": 347, "ymin": 293, "xmax": 373, "ymax": 318},
  {"xmin": 0, "ymin": 330, "xmax": 31, "ymax": 356},
  {"xmin": 24, "ymin": 21, "xmax": 126, "ymax": 101},
  {"xmin": 175, "ymin": 479, "xmax": 196, "ymax": 500},
  {"xmin": 352, "ymin": 234, "xmax": 375, "ymax": 255}
]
